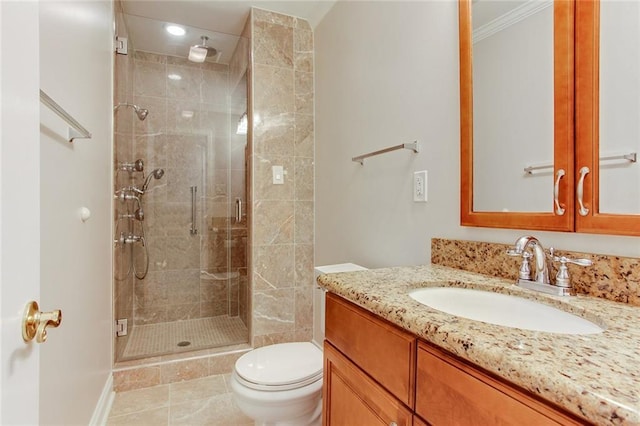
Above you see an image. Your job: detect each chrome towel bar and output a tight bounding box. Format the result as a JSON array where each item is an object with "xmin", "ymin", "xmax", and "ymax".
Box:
[
  {"xmin": 524, "ymin": 152, "xmax": 636, "ymax": 174},
  {"xmin": 352, "ymin": 141, "xmax": 419, "ymax": 165},
  {"xmin": 39, "ymin": 90, "xmax": 92, "ymax": 142}
]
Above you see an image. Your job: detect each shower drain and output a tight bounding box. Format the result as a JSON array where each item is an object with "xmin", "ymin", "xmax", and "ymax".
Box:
[{"xmin": 177, "ymin": 341, "xmax": 191, "ymax": 347}]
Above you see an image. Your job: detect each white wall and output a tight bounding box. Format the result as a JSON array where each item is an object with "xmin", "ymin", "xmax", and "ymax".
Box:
[
  {"xmin": 39, "ymin": 1, "xmax": 113, "ymax": 424},
  {"xmin": 315, "ymin": 1, "xmax": 640, "ymax": 269}
]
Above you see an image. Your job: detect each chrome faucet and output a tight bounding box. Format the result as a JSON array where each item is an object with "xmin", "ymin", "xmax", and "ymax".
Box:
[
  {"xmin": 507, "ymin": 236, "xmax": 592, "ymax": 296},
  {"xmin": 511, "ymin": 235, "xmax": 550, "ymax": 284}
]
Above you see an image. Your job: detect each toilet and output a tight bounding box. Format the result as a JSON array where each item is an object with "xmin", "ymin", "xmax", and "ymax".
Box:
[{"xmin": 230, "ymin": 263, "xmax": 368, "ymax": 425}]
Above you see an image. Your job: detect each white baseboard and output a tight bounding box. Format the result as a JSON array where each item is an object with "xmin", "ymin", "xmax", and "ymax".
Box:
[{"xmin": 89, "ymin": 374, "xmax": 114, "ymax": 426}]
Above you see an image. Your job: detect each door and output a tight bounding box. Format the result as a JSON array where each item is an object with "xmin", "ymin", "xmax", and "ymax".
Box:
[{"xmin": 0, "ymin": 1, "xmax": 41, "ymax": 424}]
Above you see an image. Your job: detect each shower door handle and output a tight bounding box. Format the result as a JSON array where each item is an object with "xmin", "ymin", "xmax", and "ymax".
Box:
[
  {"xmin": 190, "ymin": 186, "xmax": 198, "ymax": 235},
  {"xmin": 235, "ymin": 198, "xmax": 242, "ymax": 223}
]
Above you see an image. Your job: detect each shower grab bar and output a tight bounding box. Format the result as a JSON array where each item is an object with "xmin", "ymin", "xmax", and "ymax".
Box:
[
  {"xmin": 352, "ymin": 141, "xmax": 419, "ymax": 165},
  {"xmin": 235, "ymin": 198, "xmax": 242, "ymax": 223},
  {"xmin": 190, "ymin": 186, "xmax": 198, "ymax": 235},
  {"xmin": 524, "ymin": 152, "xmax": 637, "ymax": 174},
  {"xmin": 39, "ymin": 90, "xmax": 92, "ymax": 142}
]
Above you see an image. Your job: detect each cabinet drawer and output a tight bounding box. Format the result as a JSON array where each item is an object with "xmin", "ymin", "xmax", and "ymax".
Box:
[
  {"xmin": 325, "ymin": 293, "xmax": 416, "ymax": 407},
  {"xmin": 323, "ymin": 342, "xmax": 413, "ymax": 426},
  {"xmin": 415, "ymin": 342, "xmax": 586, "ymax": 426}
]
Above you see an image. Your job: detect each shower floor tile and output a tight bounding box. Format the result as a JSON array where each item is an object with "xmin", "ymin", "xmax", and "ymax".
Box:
[{"xmin": 122, "ymin": 316, "xmax": 248, "ymax": 360}]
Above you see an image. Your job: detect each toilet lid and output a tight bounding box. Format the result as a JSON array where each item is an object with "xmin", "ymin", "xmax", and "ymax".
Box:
[{"xmin": 235, "ymin": 342, "xmax": 323, "ymax": 387}]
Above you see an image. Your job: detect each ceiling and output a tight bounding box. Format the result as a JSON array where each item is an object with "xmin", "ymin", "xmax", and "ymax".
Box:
[{"xmin": 121, "ymin": 0, "xmax": 336, "ymax": 63}]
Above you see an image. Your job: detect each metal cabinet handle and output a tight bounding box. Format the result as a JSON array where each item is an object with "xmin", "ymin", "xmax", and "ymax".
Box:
[
  {"xmin": 235, "ymin": 198, "xmax": 242, "ymax": 223},
  {"xmin": 577, "ymin": 166, "xmax": 590, "ymax": 216},
  {"xmin": 22, "ymin": 301, "xmax": 62, "ymax": 343},
  {"xmin": 553, "ymin": 169, "xmax": 565, "ymax": 215},
  {"xmin": 190, "ymin": 186, "xmax": 198, "ymax": 235}
]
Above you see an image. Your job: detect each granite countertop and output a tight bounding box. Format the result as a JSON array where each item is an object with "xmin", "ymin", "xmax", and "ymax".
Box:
[{"xmin": 317, "ymin": 264, "xmax": 640, "ymax": 426}]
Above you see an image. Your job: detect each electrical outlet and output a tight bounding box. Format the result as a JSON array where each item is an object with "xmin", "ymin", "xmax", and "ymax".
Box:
[{"xmin": 414, "ymin": 170, "xmax": 428, "ymax": 202}]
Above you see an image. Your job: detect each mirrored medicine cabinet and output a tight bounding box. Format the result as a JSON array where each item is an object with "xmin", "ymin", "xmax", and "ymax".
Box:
[{"xmin": 459, "ymin": 0, "xmax": 640, "ymax": 236}]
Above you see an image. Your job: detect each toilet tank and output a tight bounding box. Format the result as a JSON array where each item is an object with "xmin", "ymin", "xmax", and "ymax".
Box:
[{"xmin": 313, "ymin": 263, "xmax": 368, "ymax": 347}]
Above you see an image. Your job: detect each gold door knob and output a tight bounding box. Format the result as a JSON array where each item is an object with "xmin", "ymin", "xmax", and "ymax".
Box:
[{"xmin": 22, "ymin": 301, "xmax": 62, "ymax": 343}]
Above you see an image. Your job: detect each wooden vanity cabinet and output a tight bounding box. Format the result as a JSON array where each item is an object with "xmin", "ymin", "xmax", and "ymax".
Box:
[{"xmin": 323, "ymin": 293, "xmax": 589, "ymax": 426}]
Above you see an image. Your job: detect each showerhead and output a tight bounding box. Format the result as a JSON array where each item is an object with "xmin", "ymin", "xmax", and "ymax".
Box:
[
  {"xmin": 188, "ymin": 36, "xmax": 218, "ymax": 63},
  {"xmin": 114, "ymin": 103, "xmax": 149, "ymax": 121},
  {"xmin": 142, "ymin": 168, "xmax": 165, "ymax": 192}
]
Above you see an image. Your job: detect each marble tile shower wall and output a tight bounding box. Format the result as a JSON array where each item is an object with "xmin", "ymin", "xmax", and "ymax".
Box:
[
  {"xmin": 250, "ymin": 9, "xmax": 315, "ymax": 347},
  {"xmin": 431, "ymin": 238, "xmax": 640, "ymax": 306},
  {"xmin": 114, "ymin": 50, "xmax": 248, "ymax": 327}
]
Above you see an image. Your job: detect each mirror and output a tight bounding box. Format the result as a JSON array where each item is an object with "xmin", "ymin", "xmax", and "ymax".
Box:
[
  {"xmin": 598, "ymin": 1, "xmax": 640, "ymax": 215},
  {"xmin": 459, "ymin": 0, "xmax": 574, "ymax": 231},
  {"xmin": 472, "ymin": 1, "xmax": 554, "ymax": 212}
]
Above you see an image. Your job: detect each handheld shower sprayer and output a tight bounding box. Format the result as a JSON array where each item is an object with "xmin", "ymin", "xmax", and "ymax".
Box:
[
  {"xmin": 142, "ymin": 168, "xmax": 165, "ymax": 192},
  {"xmin": 114, "ymin": 103, "xmax": 149, "ymax": 121}
]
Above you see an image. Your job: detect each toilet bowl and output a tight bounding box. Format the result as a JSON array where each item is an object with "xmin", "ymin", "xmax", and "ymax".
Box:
[
  {"xmin": 231, "ymin": 263, "xmax": 367, "ymax": 425},
  {"xmin": 230, "ymin": 342, "xmax": 324, "ymax": 426}
]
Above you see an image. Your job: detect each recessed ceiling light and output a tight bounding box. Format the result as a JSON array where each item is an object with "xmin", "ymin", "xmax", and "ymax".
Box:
[
  {"xmin": 166, "ymin": 25, "xmax": 186, "ymax": 36},
  {"xmin": 168, "ymin": 73, "xmax": 182, "ymax": 81}
]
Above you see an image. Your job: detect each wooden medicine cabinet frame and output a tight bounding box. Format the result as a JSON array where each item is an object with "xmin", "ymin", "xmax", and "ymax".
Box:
[
  {"xmin": 575, "ymin": 0, "xmax": 640, "ymax": 236},
  {"xmin": 459, "ymin": 0, "xmax": 575, "ymax": 232},
  {"xmin": 461, "ymin": 0, "xmax": 640, "ymax": 236}
]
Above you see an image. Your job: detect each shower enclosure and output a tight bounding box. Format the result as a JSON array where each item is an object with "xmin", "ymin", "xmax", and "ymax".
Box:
[{"xmin": 113, "ymin": 9, "xmax": 250, "ymax": 362}]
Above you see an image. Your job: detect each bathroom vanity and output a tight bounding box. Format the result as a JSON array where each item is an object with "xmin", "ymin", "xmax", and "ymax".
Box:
[{"xmin": 319, "ymin": 266, "xmax": 640, "ymax": 425}]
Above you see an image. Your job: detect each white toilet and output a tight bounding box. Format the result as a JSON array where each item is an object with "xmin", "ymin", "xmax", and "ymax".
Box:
[{"xmin": 230, "ymin": 263, "xmax": 368, "ymax": 426}]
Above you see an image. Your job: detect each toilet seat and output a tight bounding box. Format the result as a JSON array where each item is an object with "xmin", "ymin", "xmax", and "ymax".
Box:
[{"xmin": 234, "ymin": 342, "xmax": 323, "ymax": 392}]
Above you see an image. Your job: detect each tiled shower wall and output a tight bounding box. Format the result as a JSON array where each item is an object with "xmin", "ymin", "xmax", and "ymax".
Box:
[{"xmin": 249, "ymin": 9, "xmax": 315, "ymax": 347}]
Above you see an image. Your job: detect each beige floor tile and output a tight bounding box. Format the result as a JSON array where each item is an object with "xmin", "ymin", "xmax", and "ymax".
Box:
[
  {"xmin": 107, "ymin": 407, "xmax": 169, "ymax": 426},
  {"xmin": 169, "ymin": 375, "xmax": 227, "ymax": 404},
  {"xmin": 109, "ymin": 384, "xmax": 170, "ymax": 417},
  {"xmin": 169, "ymin": 394, "xmax": 252, "ymax": 425},
  {"xmin": 222, "ymin": 373, "xmax": 233, "ymax": 391}
]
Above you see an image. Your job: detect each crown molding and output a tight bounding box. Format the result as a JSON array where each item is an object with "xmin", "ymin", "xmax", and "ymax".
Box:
[{"xmin": 473, "ymin": 1, "xmax": 553, "ymax": 44}]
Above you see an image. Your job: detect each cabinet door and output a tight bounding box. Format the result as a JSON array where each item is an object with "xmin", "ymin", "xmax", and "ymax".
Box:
[
  {"xmin": 415, "ymin": 342, "xmax": 585, "ymax": 426},
  {"xmin": 575, "ymin": 0, "xmax": 640, "ymax": 235},
  {"xmin": 323, "ymin": 342, "xmax": 413, "ymax": 426},
  {"xmin": 459, "ymin": 0, "xmax": 575, "ymax": 231}
]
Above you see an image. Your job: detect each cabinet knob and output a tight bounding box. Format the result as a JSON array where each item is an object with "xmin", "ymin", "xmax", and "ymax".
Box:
[{"xmin": 389, "ymin": 422, "xmax": 398, "ymax": 426}]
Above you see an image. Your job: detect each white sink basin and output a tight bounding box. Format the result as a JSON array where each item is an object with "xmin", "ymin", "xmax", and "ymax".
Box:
[{"xmin": 409, "ymin": 287, "xmax": 604, "ymax": 335}]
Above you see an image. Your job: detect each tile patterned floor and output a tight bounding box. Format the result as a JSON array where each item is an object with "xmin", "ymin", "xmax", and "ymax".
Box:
[
  {"xmin": 107, "ymin": 374, "xmax": 252, "ymax": 425},
  {"xmin": 122, "ymin": 316, "xmax": 249, "ymax": 360}
]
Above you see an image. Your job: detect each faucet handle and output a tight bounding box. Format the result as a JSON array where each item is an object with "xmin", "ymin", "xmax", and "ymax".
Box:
[
  {"xmin": 506, "ymin": 248, "xmax": 532, "ymax": 280},
  {"xmin": 551, "ymin": 253, "xmax": 592, "ymax": 288}
]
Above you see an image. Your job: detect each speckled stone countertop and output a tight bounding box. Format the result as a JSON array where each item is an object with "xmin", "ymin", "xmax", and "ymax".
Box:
[{"xmin": 317, "ymin": 265, "xmax": 640, "ymax": 426}]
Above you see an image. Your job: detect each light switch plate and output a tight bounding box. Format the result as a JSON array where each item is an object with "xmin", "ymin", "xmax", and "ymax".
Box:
[{"xmin": 272, "ymin": 165, "xmax": 284, "ymax": 184}]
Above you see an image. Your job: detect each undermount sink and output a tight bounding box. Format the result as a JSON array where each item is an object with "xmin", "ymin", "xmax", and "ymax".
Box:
[{"xmin": 409, "ymin": 287, "xmax": 604, "ymax": 335}]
